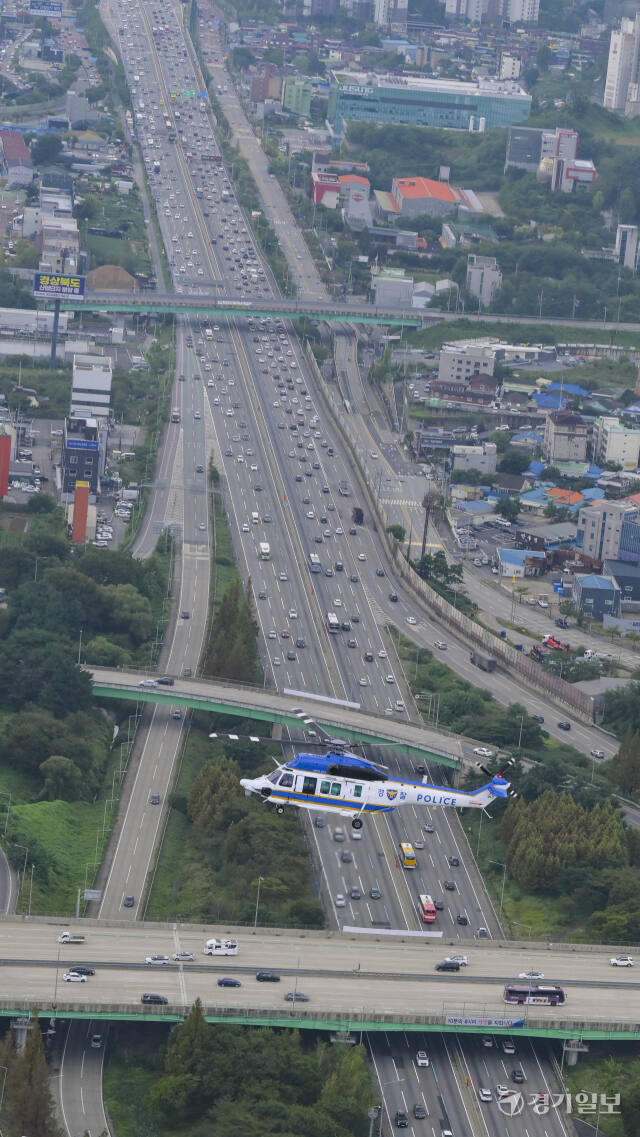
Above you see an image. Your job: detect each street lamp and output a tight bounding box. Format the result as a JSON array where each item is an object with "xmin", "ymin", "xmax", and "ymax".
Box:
[
  {"xmin": 253, "ymin": 875, "xmax": 264, "ymax": 928},
  {"xmin": 490, "ymin": 859, "xmax": 507, "ymax": 914}
]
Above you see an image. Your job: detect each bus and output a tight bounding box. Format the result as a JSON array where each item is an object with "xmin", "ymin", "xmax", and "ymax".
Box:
[
  {"xmin": 504, "ymin": 984, "xmax": 566, "ymax": 1006},
  {"xmin": 258, "ymin": 542, "xmax": 271, "ymax": 561},
  {"xmin": 308, "ymin": 552, "xmax": 322, "ymax": 574},
  {"xmin": 419, "ymin": 894, "xmax": 436, "ymax": 922},
  {"xmin": 399, "ymin": 842, "xmax": 417, "ymax": 869},
  {"xmin": 169, "ymin": 91, "xmax": 177, "ymax": 103},
  {"xmin": 326, "ymin": 611, "xmax": 340, "ymax": 634}
]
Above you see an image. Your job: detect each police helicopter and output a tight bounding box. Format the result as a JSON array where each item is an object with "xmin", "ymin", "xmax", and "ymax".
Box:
[{"xmin": 239, "ymin": 738, "xmax": 514, "ymax": 829}]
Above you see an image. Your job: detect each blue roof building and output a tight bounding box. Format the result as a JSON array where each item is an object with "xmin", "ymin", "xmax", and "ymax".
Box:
[
  {"xmin": 572, "ymin": 574, "xmax": 620, "ymax": 619},
  {"xmin": 496, "ymin": 547, "xmax": 546, "ymax": 578}
]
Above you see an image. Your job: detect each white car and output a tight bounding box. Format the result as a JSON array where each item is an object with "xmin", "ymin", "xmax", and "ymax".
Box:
[
  {"xmin": 610, "ymin": 956, "xmax": 634, "ymax": 966},
  {"xmin": 138, "ymin": 679, "xmax": 158, "ymax": 687},
  {"xmin": 473, "ymin": 747, "xmax": 494, "ymax": 758},
  {"xmin": 357, "ymin": 553, "xmax": 366, "ymax": 561},
  {"xmin": 406, "ymin": 616, "xmax": 417, "ymax": 625},
  {"xmin": 434, "ymin": 641, "xmax": 447, "ymax": 650},
  {"xmin": 146, "ymin": 954, "xmax": 169, "ymax": 965},
  {"xmin": 496, "ymin": 1085, "xmax": 510, "ymax": 1099},
  {"xmin": 288, "ymin": 609, "xmax": 298, "ymax": 619},
  {"xmin": 415, "ymin": 1051, "xmax": 430, "ymax": 1067},
  {"xmin": 335, "ymin": 893, "xmax": 346, "ymax": 908},
  {"xmin": 173, "ymin": 951, "xmax": 195, "ymax": 961},
  {"xmin": 63, "ymin": 971, "xmax": 86, "ymax": 982},
  {"xmin": 446, "ymin": 955, "xmax": 468, "ymax": 966},
  {"xmin": 519, "ymin": 970, "xmax": 544, "ymax": 980}
]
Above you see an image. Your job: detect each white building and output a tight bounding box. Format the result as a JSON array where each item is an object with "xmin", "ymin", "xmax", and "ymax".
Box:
[
  {"xmin": 502, "ymin": 0, "xmax": 539, "ymax": 21},
  {"xmin": 577, "ymin": 499, "xmax": 639, "ymax": 560},
  {"xmin": 592, "ymin": 416, "xmax": 640, "ymax": 469},
  {"xmin": 71, "ymin": 354, "xmax": 113, "ymax": 421},
  {"xmin": 500, "ymin": 53, "xmax": 522, "ymax": 80},
  {"xmin": 604, "ymin": 14, "xmax": 640, "ymax": 114},
  {"xmin": 371, "ymin": 268, "xmax": 413, "ymax": 307},
  {"xmin": 466, "ymin": 254, "xmax": 502, "ymax": 307},
  {"xmin": 445, "ymin": 0, "xmax": 537, "ymax": 21},
  {"xmin": 452, "ymin": 441, "xmax": 497, "ymax": 475},
  {"xmin": 438, "ymin": 338, "xmax": 498, "ymax": 382},
  {"xmin": 616, "ymin": 223, "xmax": 639, "ymax": 271}
]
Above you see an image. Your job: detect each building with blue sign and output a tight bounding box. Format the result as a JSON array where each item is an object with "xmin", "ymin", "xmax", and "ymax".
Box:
[
  {"xmin": 327, "ymin": 72, "xmax": 532, "ymax": 137},
  {"xmin": 62, "ymin": 417, "xmax": 103, "ymax": 496}
]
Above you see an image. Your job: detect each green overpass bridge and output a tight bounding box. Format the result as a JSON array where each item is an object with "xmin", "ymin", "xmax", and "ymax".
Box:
[
  {"xmin": 50, "ymin": 291, "xmax": 424, "ymax": 327},
  {"xmin": 1, "ymin": 917, "xmax": 639, "ymax": 1041},
  {"xmin": 87, "ymin": 667, "xmax": 462, "ymax": 768}
]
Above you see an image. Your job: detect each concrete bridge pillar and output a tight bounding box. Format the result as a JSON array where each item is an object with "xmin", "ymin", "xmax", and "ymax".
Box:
[
  {"xmin": 11, "ymin": 1016, "xmax": 32, "ymax": 1052},
  {"xmin": 563, "ymin": 1040, "xmax": 589, "ymax": 1067}
]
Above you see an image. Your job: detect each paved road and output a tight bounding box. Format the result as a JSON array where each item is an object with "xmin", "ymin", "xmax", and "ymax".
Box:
[{"xmin": 2, "ymin": 918, "xmax": 638, "ymax": 1030}]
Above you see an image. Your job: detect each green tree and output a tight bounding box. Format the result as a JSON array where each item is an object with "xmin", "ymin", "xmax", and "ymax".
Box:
[
  {"xmin": 39, "ymin": 754, "xmax": 84, "ymax": 800},
  {"xmin": 607, "ymin": 730, "xmax": 640, "ymax": 795},
  {"xmin": 8, "ymin": 1011, "xmax": 60, "ymax": 1136},
  {"xmin": 188, "ymin": 758, "xmax": 242, "ymax": 840},
  {"xmin": 495, "ymin": 497, "xmax": 521, "ymax": 522},
  {"xmin": 619, "ymin": 187, "xmax": 637, "ymax": 224},
  {"xmin": 386, "ymin": 524, "xmax": 405, "ymax": 542},
  {"xmin": 489, "ymin": 429, "xmax": 511, "ymax": 453},
  {"xmin": 31, "ymin": 133, "xmax": 63, "ymax": 166}
]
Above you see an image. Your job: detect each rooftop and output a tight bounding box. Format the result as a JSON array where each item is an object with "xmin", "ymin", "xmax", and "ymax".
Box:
[
  {"xmin": 577, "ymin": 574, "xmax": 616, "ymax": 589},
  {"xmin": 331, "ymin": 70, "xmax": 530, "ymax": 102},
  {"xmin": 394, "ymin": 176, "xmax": 457, "ymax": 203},
  {"xmin": 497, "ymin": 548, "xmax": 546, "ymax": 565}
]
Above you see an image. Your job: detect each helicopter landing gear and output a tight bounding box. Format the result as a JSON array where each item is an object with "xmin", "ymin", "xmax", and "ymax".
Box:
[
  {"xmin": 276, "ymin": 805, "xmax": 285, "ymax": 815},
  {"xmin": 351, "ymin": 817, "xmax": 363, "ymax": 830}
]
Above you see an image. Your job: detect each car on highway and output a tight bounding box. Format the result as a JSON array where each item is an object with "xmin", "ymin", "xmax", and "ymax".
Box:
[
  {"xmin": 91, "ymin": 1034, "xmax": 102, "ymax": 1048},
  {"xmin": 63, "ymin": 972, "xmax": 86, "ymax": 982},
  {"xmin": 173, "ymin": 952, "xmax": 195, "ymax": 962},
  {"xmin": 448, "ymin": 855, "xmax": 460, "ymax": 867},
  {"xmin": 335, "ymin": 893, "xmax": 346, "ymax": 907},
  {"xmin": 434, "ymin": 640, "xmax": 447, "ymax": 650},
  {"xmin": 424, "ymin": 824, "xmax": 434, "ymax": 833},
  {"xmin": 532, "ymin": 714, "xmax": 544, "ymax": 723},
  {"xmin": 558, "ymin": 721, "xmax": 571, "ymax": 730},
  {"xmin": 146, "ymin": 955, "xmax": 169, "ymax": 965},
  {"xmin": 69, "ymin": 966, "xmax": 95, "ymax": 976},
  {"xmin": 496, "ymin": 1085, "xmax": 509, "ymax": 1099},
  {"xmin": 611, "ymin": 956, "xmax": 634, "ymax": 966},
  {"xmin": 350, "ymin": 886, "xmax": 361, "ymax": 900},
  {"xmin": 443, "ymin": 880, "xmax": 456, "ymax": 891},
  {"xmin": 157, "ymin": 676, "xmax": 175, "ymax": 686},
  {"xmin": 478, "ymin": 1087, "xmax": 493, "ymax": 1102},
  {"xmin": 141, "ymin": 993, "xmax": 168, "ymax": 1004},
  {"xmin": 369, "ymin": 887, "xmax": 382, "ymax": 900},
  {"xmin": 395, "ymin": 1111, "xmax": 408, "ymax": 1128},
  {"xmin": 519, "ymin": 970, "xmax": 544, "ymax": 980},
  {"xmin": 457, "ymin": 914, "xmax": 468, "ymax": 925},
  {"xmin": 357, "ymin": 553, "xmax": 366, "ymax": 561},
  {"xmin": 416, "ymin": 1051, "xmax": 430, "ymax": 1067},
  {"xmin": 472, "ymin": 747, "xmax": 493, "ymax": 758},
  {"xmin": 285, "ymin": 991, "xmax": 309, "ymax": 1002},
  {"xmin": 181, "ymin": 610, "xmax": 190, "ymax": 619},
  {"xmin": 256, "ymin": 971, "xmax": 280, "ymax": 982},
  {"xmin": 435, "ymin": 960, "xmax": 460, "ymax": 972},
  {"xmin": 406, "ymin": 616, "xmax": 417, "ymax": 625},
  {"xmin": 591, "ymin": 749, "xmax": 605, "ymax": 759},
  {"xmin": 138, "ymin": 678, "xmax": 158, "ymax": 687},
  {"xmin": 123, "ymin": 895, "xmax": 135, "ymax": 908},
  {"xmin": 340, "ymin": 850, "xmax": 352, "ymax": 863},
  {"xmin": 218, "ymin": 977, "xmax": 241, "ymax": 987},
  {"xmin": 445, "ymin": 955, "xmax": 468, "ymax": 966}
]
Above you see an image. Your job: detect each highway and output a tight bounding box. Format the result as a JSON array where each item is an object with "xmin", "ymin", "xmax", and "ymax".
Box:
[
  {"xmin": 50, "ymin": 2, "xmax": 590, "ymax": 1134},
  {"xmin": 1, "ymin": 918, "xmax": 639, "ymax": 1033}
]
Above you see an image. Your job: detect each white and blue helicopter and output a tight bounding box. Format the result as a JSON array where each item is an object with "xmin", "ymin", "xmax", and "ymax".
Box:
[{"xmin": 239, "ymin": 742, "xmax": 513, "ymax": 829}]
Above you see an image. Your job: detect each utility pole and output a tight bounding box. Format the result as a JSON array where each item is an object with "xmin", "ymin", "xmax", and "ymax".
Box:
[{"xmin": 421, "ymin": 493, "xmax": 433, "ymax": 561}]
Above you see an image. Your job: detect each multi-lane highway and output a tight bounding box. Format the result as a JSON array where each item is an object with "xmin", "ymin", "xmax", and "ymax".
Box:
[{"xmin": 48, "ymin": 1, "xmax": 594, "ymax": 1133}]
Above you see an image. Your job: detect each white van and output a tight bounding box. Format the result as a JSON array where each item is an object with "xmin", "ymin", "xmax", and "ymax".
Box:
[
  {"xmin": 251, "ymin": 511, "xmax": 259, "ymax": 525},
  {"xmin": 204, "ymin": 938, "xmax": 238, "ymax": 955}
]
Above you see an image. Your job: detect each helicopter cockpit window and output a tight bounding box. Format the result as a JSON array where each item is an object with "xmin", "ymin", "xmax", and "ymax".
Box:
[
  {"xmin": 279, "ymin": 773, "xmax": 294, "ymax": 788},
  {"xmin": 331, "ymin": 782, "xmax": 341, "ymax": 796},
  {"xmin": 320, "ymin": 780, "xmax": 331, "ymax": 794}
]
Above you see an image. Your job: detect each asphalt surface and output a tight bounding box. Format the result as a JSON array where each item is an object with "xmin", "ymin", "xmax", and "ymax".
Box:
[{"xmin": 52, "ymin": 1, "xmax": 590, "ymax": 1134}]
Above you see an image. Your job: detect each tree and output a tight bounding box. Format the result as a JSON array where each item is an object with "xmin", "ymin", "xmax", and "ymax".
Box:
[
  {"xmin": 8, "ymin": 1011, "xmax": 60, "ymax": 1136},
  {"xmin": 386, "ymin": 524, "xmax": 405, "ymax": 542},
  {"xmin": 489, "ymin": 429, "xmax": 511, "ymax": 454},
  {"xmin": 31, "ymin": 133, "xmax": 63, "ymax": 166},
  {"xmin": 499, "ymin": 450, "xmax": 530, "ymax": 475},
  {"xmin": 619, "ymin": 187, "xmax": 637, "ymax": 224},
  {"xmin": 40, "ymin": 754, "xmax": 84, "ymax": 800},
  {"xmin": 495, "ymin": 497, "xmax": 521, "ymax": 523},
  {"xmin": 607, "ymin": 730, "xmax": 640, "ymax": 796},
  {"xmin": 188, "ymin": 759, "xmax": 242, "ymax": 841}
]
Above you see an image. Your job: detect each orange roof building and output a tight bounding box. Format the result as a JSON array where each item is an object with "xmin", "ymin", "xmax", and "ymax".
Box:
[
  {"xmin": 546, "ymin": 487, "xmax": 585, "ymax": 507},
  {"xmin": 391, "ymin": 176, "xmax": 458, "ymax": 219}
]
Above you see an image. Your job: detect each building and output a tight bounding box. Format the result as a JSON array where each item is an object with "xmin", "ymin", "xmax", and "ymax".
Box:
[
  {"xmin": 604, "ymin": 14, "xmax": 640, "ymax": 113},
  {"xmin": 543, "ymin": 410, "xmax": 589, "ymax": 463},
  {"xmin": 572, "ymin": 573, "xmax": 620, "ymax": 619},
  {"xmin": 505, "ymin": 125, "xmax": 578, "ymax": 173},
  {"xmin": 466, "ymin": 254, "xmax": 502, "ymax": 307},
  {"xmin": 496, "ymin": 547, "xmax": 546, "ymax": 578},
  {"xmin": 444, "ymin": 0, "xmax": 538, "ymax": 20},
  {"xmin": 371, "ymin": 267, "xmax": 413, "ymax": 307},
  {"xmin": 391, "ymin": 176, "xmax": 458, "ymax": 218},
  {"xmin": 616, "ymin": 223, "xmax": 639, "ymax": 271},
  {"xmin": 311, "ymin": 169, "xmax": 341, "ymax": 207},
  {"xmin": 0, "ymin": 130, "xmax": 33, "ymax": 188},
  {"xmin": 592, "ymin": 416, "xmax": 640, "ymax": 468},
  {"xmin": 327, "ymin": 72, "xmax": 531, "ymax": 136},
  {"xmin": 438, "ymin": 338, "xmax": 498, "ymax": 383},
  {"xmin": 62, "ymin": 417, "xmax": 101, "ymax": 496},
  {"xmin": 339, "ymin": 174, "xmax": 372, "ymax": 227},
  {"xmin": 452, "ymin": 441, "xmax": 497, "ymax": 475},
  {"xmin": 282, "ymin": 76, "xmax": 313, "ymax": 117},
  {"xmin": 500, "ymin": 53, "xmax": 522, "ymax": 79},
  {"xmin": 374, "ymin": 0, "xmax": 408, "ymax": 25},
  {"xmin": 577, "ymin": 499, "xmax": 640, "ymax": 560},
  {"xmin": 36, "ymin": 215, "xmax": 80, "ymax": 274},
  {"xmin": 71, "ymin": 481, "xmax": 90, "ymax": 544},
  {"xmin": 603, "ymin": 559, "xmax": 640, "ymax": 605},
  {"xmin": 71, "ymin": 354, "xmax": 112, "ymax": 421}
]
